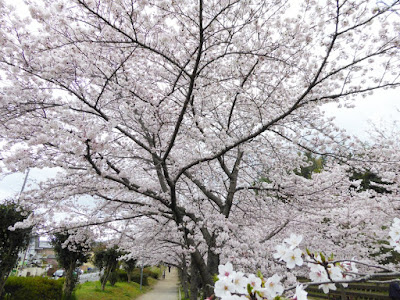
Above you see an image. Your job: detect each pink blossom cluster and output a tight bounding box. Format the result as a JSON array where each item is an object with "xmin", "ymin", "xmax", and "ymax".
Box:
[
  {"xmin": 214, "ymin": 234, "xmax": 307, "ymax": 300},
  {"xmin": 390, "ymin": 218, "xmax": 400, "ymax": 252},
  {"xmin": 273, "ymin": 234, "xmax": 358, "ymax": 294},
  {"xmin": 215, "ymin": 218, "xmax": 400, "ymax": 300},
  {"xmin": 214, "ymin": 262, "xmax": 307, "ymax": 300},
  {"xmin": 306, "ymin": 255, "xmax": 358, "ymax": 293},
  {"xmin": 273, "ymin": 234, "xmax": 304, "ymax": 269},
  {"xmin": 214, "ymin": 233, "xmax": 362, "ymax": 299}
]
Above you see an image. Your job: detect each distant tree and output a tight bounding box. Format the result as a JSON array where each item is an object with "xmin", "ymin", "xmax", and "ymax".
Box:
[
  {"xmin": 294, "ymin": 152, "xmax": 325, "ymax": 179},
  {"xmin": 121, "ymin": 257, "xmax": 136, "ymax": 283},
  {"xmin": 371, "ymin": 239, "xmax": 400, "ymax": 265},
  {"xmin": 51, "ymin": 229, "xmax": 91, "ymax": 300},
  {"xmin": 93, "ymin": 245, "xmax": 121, "ymax": 291},
  {"xmin": 350, "ymin": 169, "xmax": 392, "ymax": 194},
  {"xmin": 0, "ymin": 201, "xmax": 31, "ymax": 296}
]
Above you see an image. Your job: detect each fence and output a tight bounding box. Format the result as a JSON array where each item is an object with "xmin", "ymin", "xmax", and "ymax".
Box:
[{"xmin": 298, "ymin": 277, "xmax": 395, "ymax": 300}]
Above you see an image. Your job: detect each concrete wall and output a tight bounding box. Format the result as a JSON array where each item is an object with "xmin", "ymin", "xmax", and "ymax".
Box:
[{"xmin": 19, "ymin": 267, "xmax": 46, "ymax": 277}]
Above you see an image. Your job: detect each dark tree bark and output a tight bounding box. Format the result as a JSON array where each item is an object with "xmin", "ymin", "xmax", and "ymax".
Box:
[
  {"xmin": 180, "ymin": 255, "xmax": 190, "ymax": 299},
  {"xmin": 190, "ymin": 260, "xmax": 201, "ymax": 300},
  {"xmin": 63, "ymin": 263, "xmax": 76, "ymax": 300}
]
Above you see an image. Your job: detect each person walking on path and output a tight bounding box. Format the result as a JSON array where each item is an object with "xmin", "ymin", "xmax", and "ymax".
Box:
[{"xmin": 136, "ymin": 268, "xmax": 179, "ymax": 300}]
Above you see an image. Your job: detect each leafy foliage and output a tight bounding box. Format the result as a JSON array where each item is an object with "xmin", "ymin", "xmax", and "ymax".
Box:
[
  {"xmin": 51, "ymin": 229, "xmax": 91, "ymax": 299},
  {"xmin": 0, "ymin": 201, "xmax": 31, "ymax": 296},
  {"xmin": 2, "ymin": 276, "xmax": 63, "ymax": 300},
  {"xmin": 121, "ymin": 258, "xmax": 136, "ymax": 283},
  {"xmin": 350, "ymin": 169, "xmax": 392, "ymax": 194},
  {"xmin": 51, "ymin": 230, "xmax": 91, "ymax": 269},
  {"xmin": 117, "ymin": 269, "xmax": 149, "ymax": 286},
  {"xmin": 294, "ymin": 152, "xmax": 325, "ymax": 179},
  {"xmin": 93, "ymin": 245, "xmax": 121, "ymax": 291}
]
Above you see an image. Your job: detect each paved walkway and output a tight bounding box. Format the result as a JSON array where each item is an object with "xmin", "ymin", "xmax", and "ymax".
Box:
[{"xmin": 136, "ymin": 268, "xmax": 179, "ymax": 300}]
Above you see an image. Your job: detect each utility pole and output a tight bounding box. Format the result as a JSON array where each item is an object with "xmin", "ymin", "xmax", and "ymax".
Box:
[
  {"xmin": 17, "ymin": 168, "xmax": 30, "ymax": 204},
  {"xmin": 17, "ymin": 168, "xmax": 31, "ymax": 275}
]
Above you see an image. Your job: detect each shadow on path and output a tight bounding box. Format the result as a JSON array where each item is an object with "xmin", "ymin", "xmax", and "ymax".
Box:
[{"xmin": 136, "ymin": 268, "xmax": 179, "ymax": 300}]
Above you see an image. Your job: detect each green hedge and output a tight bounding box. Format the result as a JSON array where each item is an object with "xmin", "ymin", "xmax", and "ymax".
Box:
[
  {"xmin": 117, "ymin": 269, "xmax": 149, "ymax": 286},
  {"xmin": 143, "ymin": 267, "xmax": 160, "ymax": 279},
  {"xmin": 2, "ymin": 276, "xmax": 63, "ymax": 300}
]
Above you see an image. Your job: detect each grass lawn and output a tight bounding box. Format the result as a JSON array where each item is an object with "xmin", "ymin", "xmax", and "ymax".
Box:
[{"xmin": 75, "ymin": 277, "xmax": 157, "ymax": 300}]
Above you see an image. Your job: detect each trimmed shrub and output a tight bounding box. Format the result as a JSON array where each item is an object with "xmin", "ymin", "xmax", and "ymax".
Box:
[
  {"xmin": 131, "ymin": 270, "xmax": 149, "ymax": 286},
  {"xmin": 143, "ymin": 268, "xmax": 160, "ymax": 279},
  {"xmin": 2, "ymin": 276, "xmax": 63, "ymax": 300},
  {"xmin": 109, "ymin": 270, "xmax": 118, "ymax": 286},
  {"xmin": 117, "ymin": 269, "xmax": 128, "ymax": 282},
  {"xmin": 117, "ymin": 269, "xmax": 148, "ymax": 285}
]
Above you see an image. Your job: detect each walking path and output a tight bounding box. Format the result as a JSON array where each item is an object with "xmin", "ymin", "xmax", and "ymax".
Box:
[{"xmin": 136, "ymin": 268, "xmax": 179, "ymax": 300}]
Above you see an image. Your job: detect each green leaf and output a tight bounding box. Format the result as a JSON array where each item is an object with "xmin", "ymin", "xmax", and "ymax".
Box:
[
  {"xmin": 247, "ymin": 283, "xmax": 253, "ymax": 295},
  {"xmin": 320, "ymin": 252, "xmax": 326, "ymax": 263},
  {"xmin": 213, "ymin": 274, "xmax": 219, "ymax": 283}
]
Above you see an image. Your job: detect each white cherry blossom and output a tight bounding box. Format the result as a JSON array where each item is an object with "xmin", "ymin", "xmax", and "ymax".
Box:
[
  {"xmin": 282, "ymin": 248, "xmax": 304, "ymax": 269},
  {"xmin": 247, "ymin": 274, "xmax": 262, "ymax": 290},
  {"xmin": 264, "ymin": 274, "xmax": 284, "ymax": 298},
  {"xmin": 1, "ymin": 0, "xmax": 400, "ymax": 298},
  {"xmin": 308, "ymin": 264, "xmax": 328, "ymax": 283},
  {"xmin": 319, "ymin": 282, "xmax": 337, "ymax": 294},
  {"xmin": 284, "ymin": 234, "xmax": 303, "ymax": 250},
  {"xmin": 231, "ymin": 271, "xmax": 247, "ymax": 294},
  {"xmin": 294, "ymin": 284, "xmax": 308, "ymax": 300},
  {"xmin": 219, "ymin": 262, "xmax": 235, "ymax": 279},
  {"xmin": 215, "ymin": 277, "xmax": 235, "ymax": 298},
  {"xmin": 273, "ymin": 244, "xmax": 288, "ymax": 260}
]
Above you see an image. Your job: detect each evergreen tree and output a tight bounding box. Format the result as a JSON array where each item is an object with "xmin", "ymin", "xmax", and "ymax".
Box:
[
  {"xmin": 121, "ymin": 257, "xmax": 136, "ymax": 283},
  {"xmin": 51, "ymin": 229, "xmax": 91, "ymax": 300},
  {"xmin": 0, "ymin": 201, "xmax": 31, "ymax": 296},
  {"xmin": 93, "ymin": 245, "xmax": 121, "ymax": 291}
]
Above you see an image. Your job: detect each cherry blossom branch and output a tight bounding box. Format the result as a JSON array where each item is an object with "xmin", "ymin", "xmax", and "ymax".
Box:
[{"xmin": 162, "ymin": 0, "xmax": 204, "ymax": 163}]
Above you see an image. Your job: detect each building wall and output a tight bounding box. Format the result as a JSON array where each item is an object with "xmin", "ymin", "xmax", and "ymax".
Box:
[{"xmin": 19, "ymin": 267, "xmax": 46, "ymax": 277}]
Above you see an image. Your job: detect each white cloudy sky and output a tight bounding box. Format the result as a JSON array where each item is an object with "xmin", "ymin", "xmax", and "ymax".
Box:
[
  {"xmin": 323, "ymin": 89, "xmax": 399, "ymax": 139},
  {"xmin": 0, "ymin": 168, "xmax": 60, "ymax": 200}
]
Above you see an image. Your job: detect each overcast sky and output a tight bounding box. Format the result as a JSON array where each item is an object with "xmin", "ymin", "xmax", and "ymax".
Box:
[{"xmin": 323, "ymin": 88, "xmax": 399, "ymax": 140}]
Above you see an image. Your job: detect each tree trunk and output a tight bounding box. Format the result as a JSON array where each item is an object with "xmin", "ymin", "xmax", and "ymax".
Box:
[
  {"xmin": 0, "ymin": 248, "xmax": 18, "ymax": 297},
  {"xmin": 0, "ymin": 270, "xmax": 8, "ymax": 297},
  {"xmin": 63, "ymin": 263, "xmax": 76, "ymax": 300},
  {"xmin": 204, "ymin": 249, "xmax": 219, "ymax": 298},
  {"xmin": 188, "ymin": 249, "xmax": 216, "ymax": 299},
  {"xmin": 101, "ymin": 267, "xmax": 111, "ymax": 291},
  {"xmin": 127, "ymin": 271, "xmax": 131, "ymax": 283},
  {"xmin": 190, "ymin": 261, "xmax": 200, "ymax": 300},
  {"xmin": 180, "ymin": 258, "xmax": 190, "ymax": 299}
]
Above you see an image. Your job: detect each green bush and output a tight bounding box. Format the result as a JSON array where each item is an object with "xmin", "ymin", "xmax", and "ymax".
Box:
[
  {"xmin": 99, "ymin": 270, "xmax": 118, "ymax": 286},
  {"xmin": 143, "ymin": 267, "xmax": 160, "ymax": 279},
  {"xmin": 131, "ymin": 270, "xmax": 149, "ymax": 286},
  {"xmin": 109, "ymin": 270, "xmax": 118, "ymax": 286},
  {"xmin": 2, "ymin": 276, "xmax": 63, "ymax": 300},
  {"xmin": 117, "ymin": 269, "xmax": 148, "ymax": 285},
  {"xmin": 117, "ymin": 269, "xmax": 128, "ymax": 282}
]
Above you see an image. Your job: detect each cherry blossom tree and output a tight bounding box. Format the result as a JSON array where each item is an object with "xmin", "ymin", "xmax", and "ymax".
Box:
[{"xmin": 1, "ymin": 0, "xmax": 400, "ymax": 298}]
